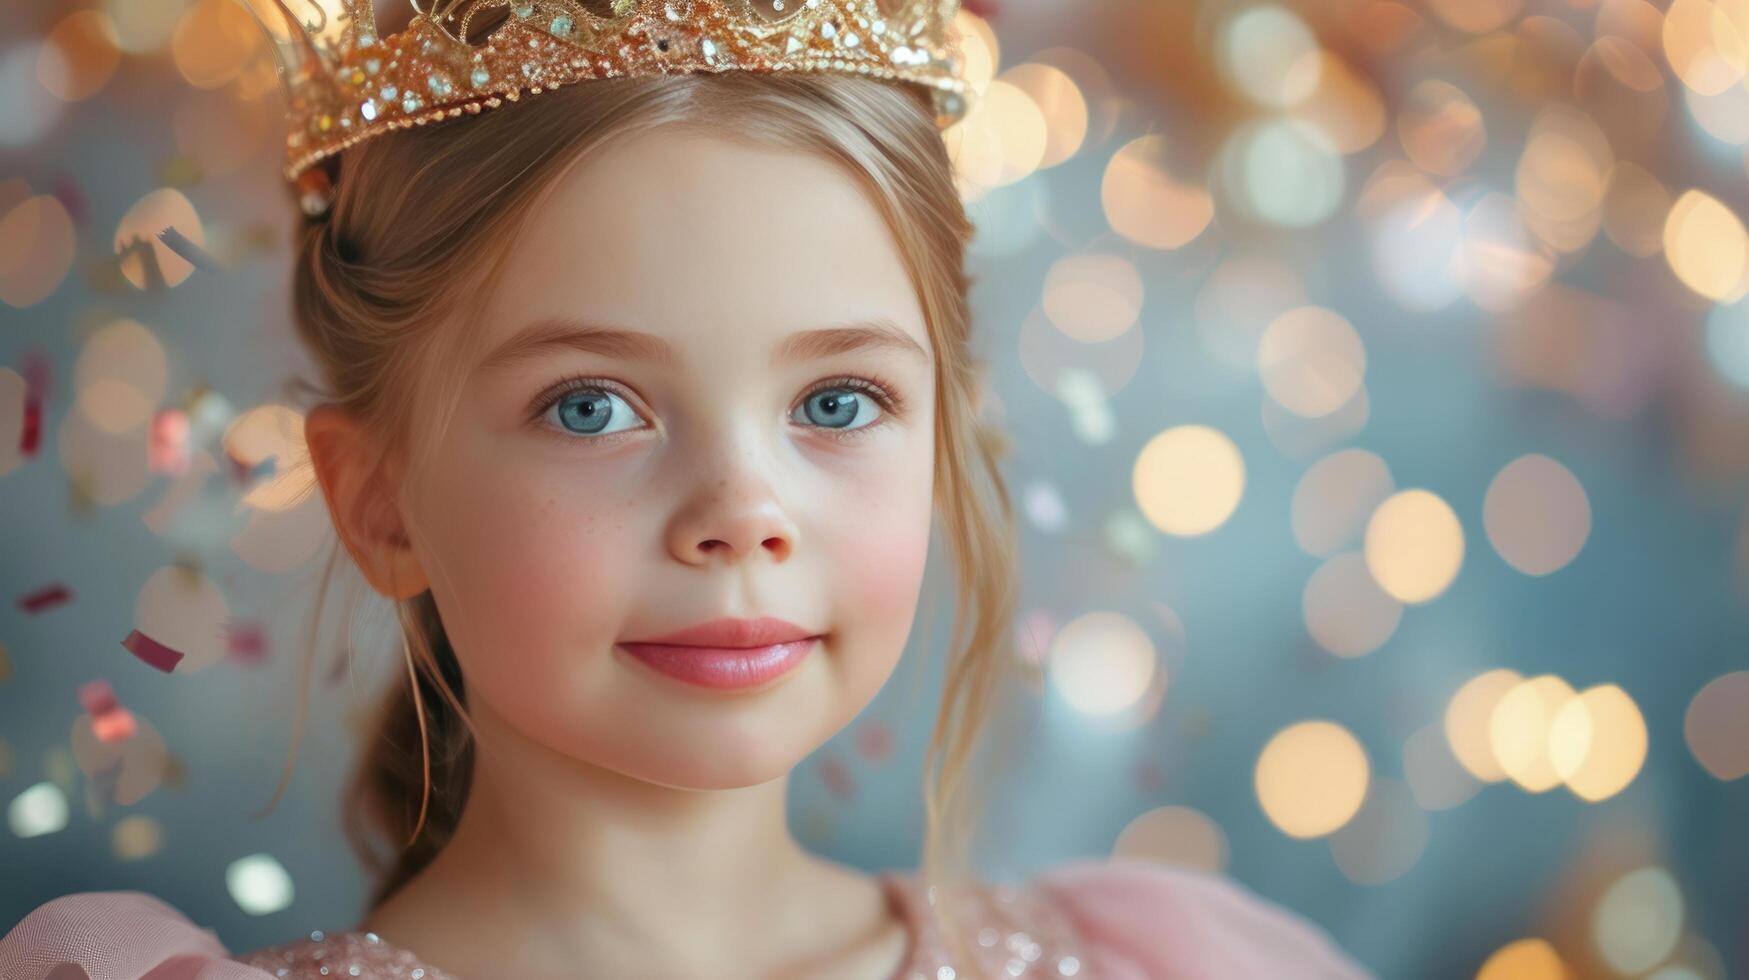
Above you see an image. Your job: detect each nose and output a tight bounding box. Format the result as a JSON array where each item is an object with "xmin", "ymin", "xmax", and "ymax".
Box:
[{"xmin": 666, "ymin": 468, "xmax": 797, "ymax": 567}]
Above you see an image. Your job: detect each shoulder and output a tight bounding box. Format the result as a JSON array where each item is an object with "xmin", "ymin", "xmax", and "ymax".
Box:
[
  {"xmin": 0, "ymin": 890, "xmax": 272, "ymax": 980},
  {"xmin": 1029, "ymin": 859, "xmax": 1376, "ymax": 980}
]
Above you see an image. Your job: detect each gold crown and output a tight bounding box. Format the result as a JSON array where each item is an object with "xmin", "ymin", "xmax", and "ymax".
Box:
[{"xmin": 241, "ymin": 0, "xmax": 970, "ymax": 215}]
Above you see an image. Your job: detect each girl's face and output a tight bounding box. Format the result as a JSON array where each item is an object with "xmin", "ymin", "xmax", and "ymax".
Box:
[{"xmin": 401, "ymin": 126, "xmax": 937, "ymax": 790}]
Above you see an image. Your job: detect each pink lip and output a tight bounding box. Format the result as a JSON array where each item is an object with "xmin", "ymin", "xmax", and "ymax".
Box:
[
  {"xmin": 623, "ymin": 616, "xmax": 821, "ymax": 649},
  {"xmin": 618, "ymin": 617, "xmax": 823, "ymax": 691}
]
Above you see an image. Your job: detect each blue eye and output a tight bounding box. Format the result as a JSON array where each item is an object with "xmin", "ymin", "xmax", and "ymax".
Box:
[
  {"xmin": 547, "ymin": 388, "xmax": 644, "ymax": 437},
  {"xmin": 791, "ymin": 385, "xmax": 884, "ymax": 433}
]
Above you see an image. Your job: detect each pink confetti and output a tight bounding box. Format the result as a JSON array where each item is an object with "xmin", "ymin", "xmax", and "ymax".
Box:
[
  {"xmin": 18, "ymin": 583, "xmax": 72, "ymax": 613},
  {"xmin": 93, "ymin": 707, "xmax": 137, "ymax": 744},
  {"xmin": 121, "ymin": 629, "xmax": 184, "ymax": 673},
  {"xmin": 149, "ymin": 408, "xmax": 191, "ymax": 475},
  {"xmin": 855, "ymin": 722, "xmax": 894, "ymax": 763},
  {"xmin": 226, "ymin": 620, "xmax": 268, "ymax": 665},
  {"xmin": 78, "ymin": 679, "xmax": 119, "ymax": 717}
]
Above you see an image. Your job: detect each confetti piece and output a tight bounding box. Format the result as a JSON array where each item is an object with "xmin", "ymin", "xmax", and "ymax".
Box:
[
  {"xmin": 149, "ymin": 408, "xmax": 191, "ymax": 475},
  {"xmin": 19, "ymin": 350, "xmax": 49, "ymax": 458},
  {"xmin": 18, "ymin": 583, "xmax": 72, "ymax": 614},
  {"xmin": 78, "ymin": 679, "xmax": 119, "ymax": 717},
  {"xmin": 962, "ymin": 0, "xmax": 998, "ymax": 17},
  {"xmin": 157, "ymin": 225, "xmax": 219, "ymax": 271},
  {"xmin": 1133, "ymin": 762, "xmax": 1166, "ymax": 793},
  {"xmin": 19, "ymin": 399, "xmax": 40, "ymax": 457},
  {"xmin": 226, "ymin": 620, "xmax": 268, "ymax": 665},
  {"xmin": 92, "ymin": 709, "xmax": 137, "ymax": 744},
  {"xmin": 78, "ymin": 680, "xmax": 138, "ymax": 743},
  {"xmin": 0, "ymin": 640, "xmax": 11, "ymax": 683},
  {"xmin": 855, "ymin": 722, "xmax": 894, "ymax": 764},
  {"xmin": 121, "ymin": 628, "xmax": 185, "ymax": 673}
]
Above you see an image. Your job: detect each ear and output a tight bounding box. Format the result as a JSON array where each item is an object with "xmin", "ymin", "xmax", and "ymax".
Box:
[{"xmin": 303, "ymin": 403, "xmax": 431, "ymax": 601}]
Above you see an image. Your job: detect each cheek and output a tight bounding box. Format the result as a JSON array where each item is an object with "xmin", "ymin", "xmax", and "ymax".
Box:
[
  {"xmin": 406, "ymin": 460, "xmax": 637, "ymax": 684},
  {"xmin": 824, "ymin": 461, "xmax": 934, "ymax": 666}
]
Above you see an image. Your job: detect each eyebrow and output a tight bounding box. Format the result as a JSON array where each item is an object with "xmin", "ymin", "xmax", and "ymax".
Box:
[{"xmin": 476, "ymin": 315, "xmax": 932, "ymax": 373}]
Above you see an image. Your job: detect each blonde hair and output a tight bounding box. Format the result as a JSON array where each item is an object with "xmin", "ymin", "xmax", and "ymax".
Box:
[{"xmin": 264, "ymin": 69, "xmax": 1020, "ymax": 967}]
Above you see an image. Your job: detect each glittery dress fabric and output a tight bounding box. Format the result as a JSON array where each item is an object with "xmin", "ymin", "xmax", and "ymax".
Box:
[{"xmin": 0, "ymin": 860, "xmax": 1374, "ymax": 979}]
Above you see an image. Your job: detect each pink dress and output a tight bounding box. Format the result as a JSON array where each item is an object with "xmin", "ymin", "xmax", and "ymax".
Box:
[{"xmin": 0, "ymin": 859, "xmax": 1374, "ymax": 979}]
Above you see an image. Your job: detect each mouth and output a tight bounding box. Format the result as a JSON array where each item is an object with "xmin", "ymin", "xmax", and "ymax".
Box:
[
  {"xmin": 621, "ymin": 615, "xmax": 822, "ymax": 649},
  {"xmin": 615, "ymin": 635, "xmax": 821, "ymax": 691}
]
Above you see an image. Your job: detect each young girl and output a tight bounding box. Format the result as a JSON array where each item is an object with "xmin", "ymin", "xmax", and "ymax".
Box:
[{"xmin": 2, "ymin": 0, "xmax": 1373, "ymax": 977}]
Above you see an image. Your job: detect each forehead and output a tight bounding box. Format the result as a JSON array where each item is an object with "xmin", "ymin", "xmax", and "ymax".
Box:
[{"xmin": 474, "ymin": 125, "xmax": 930, "ymax": 368}]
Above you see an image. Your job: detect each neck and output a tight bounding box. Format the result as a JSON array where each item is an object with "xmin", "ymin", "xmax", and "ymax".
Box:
[{"xmin": 356, "ymin": 697, "xmax": 905, "ymax": 979}]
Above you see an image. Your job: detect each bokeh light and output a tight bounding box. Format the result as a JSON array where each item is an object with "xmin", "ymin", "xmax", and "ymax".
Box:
[
  {"xmin": 1102, "ymin": 135, "xmax": 1215, "ymax": 250},
  {"xmin": 8, "ymin": 782, "xmax": 69, "ymax": 838},
  {"xmin": 0, "ymin": 192, "xmax": 75, "ymax": 308},
  {"xmin": 1684, "ymin": 671, "xmax": 1749, "ymax": 779},
  {"xmin": 1491, "ymin": 673, "xmax": 1579, "ymax": 793},
  {"xmin": 1112, "ymin": 805, "xmax": 1228, "ymax": 873},
  {"xmin": 1047, "ymin": 611, "xmax": 1159, "ymax": 718},
  {"xmin": 1257, "ymin": 306, "xmax": 1367, "ymax": 418},
  {"xmin": 1255, "ymin": 720, "xmax": 1370, "ymax": 838},
  {"xmin": 1593, "ymin": 866, "xmax": 1684, "ymax": 974},
  {"xmin": 1132, "ymin": 425, "xmax": 1246, "ymax": 537},
  {"xmin": 1302, "ymin": 551, "xmax": 1402, "ymax": 658},
  {"xmin": 226, "ymin": 853, "xmax": 296, "ymax": 916},
  {"xmin": 1292, "ymin": 448, "xmax": 1395, "ymax": 558},
  {"xmin": 1217, "ymin": 6, "xmax": 1323, "ymax": 108},
  {"xmin": 1476, "ymin": 938, "xmax": 1567, "ymax": 980},
  {"xmin": 1364, "ymin": 489, "xmax": 1465, "ymax": 603},
  {"xmin": 1446, "ymin": 669, "xmax": 1525, "ymax": 783},
  {"xmin": 1483, "ymin": 454, "xmax": 1591, "ymax": 575},
  {"xmin": 1548, "ymin": 683, "xmax": 1647, "ymax": 802},
  {"xmin": 1042, "ymin": 253, "xmax": 1144, "ymax": 342}
]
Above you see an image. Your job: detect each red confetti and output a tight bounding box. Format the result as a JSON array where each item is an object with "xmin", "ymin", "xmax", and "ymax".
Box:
[
  {"xmin": 226, "ymin": 620, "xmax": 268, "ymax": 665},
  {"xmin": 19, "ymin": 400, "xmax": 40, "ymax": 457},
  {"xmin": 18, "ymin": 583, "xmax": 72, "ymax": 614},
  {"xmin": 962, "ymin": 0, "xmax": 997, "ymax": 17},
  {"xmin": 121, "ymin": 629, "xmax": 184, "ymax": 673},
  {"xmin": 19, "ymin": 350, "xmax": 49, "ymax": 458},
  {"xmin": 855, "ymin": 722, "xmax": 894, "ymax": 763}
]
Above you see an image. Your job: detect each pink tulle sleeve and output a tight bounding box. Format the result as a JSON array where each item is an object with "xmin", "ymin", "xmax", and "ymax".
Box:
[
  {"xmin": 1034, "ymin": 859, "xmax": 1377, "ymax": 980},
  {"xmin": 0, "ymin": 891, "xmax": 275, "ymax": 980}
]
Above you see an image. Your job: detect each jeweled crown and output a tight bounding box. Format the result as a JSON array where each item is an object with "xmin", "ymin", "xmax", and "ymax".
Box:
[{"xmin": 240, "ymin": 0, "xmax": 970, "ymax": 215}]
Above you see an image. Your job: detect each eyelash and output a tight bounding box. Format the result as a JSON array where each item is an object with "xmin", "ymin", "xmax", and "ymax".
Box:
[{"xmin": 528, "ymin": 373, "xmax": 908, "ymax": 445}]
